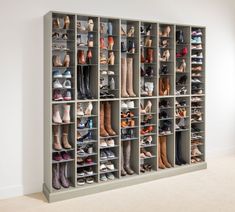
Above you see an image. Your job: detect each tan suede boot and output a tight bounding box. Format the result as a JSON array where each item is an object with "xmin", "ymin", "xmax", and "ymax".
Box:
[
  {"xmin": 160, "ymin": 136, "xmax": 172, "ymax": 168},
  {"xmin": 61, "ymin": 125, "xmax": 72, "ymax": 149},
  {"xmin": 53, "ymin": 125, "xmax": 62, "ymax": 150},
  {"xmin": 100, "ymin": 102, "xmax": 109, "ymax": 137},
  {"xmin": 159, "ymin": 78, "xmax": 164, "ymax": 96},
  {"xmin": 121, "ymin": 58, "xmax": 129, "ymax": 97},
  {"xmin": 104, "ymin": 101, "xmax": 116, "ymax": 136},
  {"xmin": 126, "ymin": 58, "xmax": 136, "ymax": 97},
  {"xmin": 158, "ymin": 137, "xmax": 166, "ymax": 169}
]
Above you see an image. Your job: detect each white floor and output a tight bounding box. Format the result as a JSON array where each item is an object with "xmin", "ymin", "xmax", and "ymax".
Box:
[{"xmin": 1, "ymin": 154, "xmax": 235, "ymax": 212}]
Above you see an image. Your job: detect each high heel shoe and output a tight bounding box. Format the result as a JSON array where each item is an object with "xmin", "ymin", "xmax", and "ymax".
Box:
[
  {"xmin": 108, "ymin": 52, "xmax": 115, "ymax": 65},
  {"xmin": 86, "ymin": 50, "xmax": 92, "ymax": 64},
  {"xmin": 160, "ymin": 50, "xmax": 170, "ymax": 61},
  {"xmin": 63, "ymin": 55, "xmax": 70, "ymax": 67},
  {"xmin": 127, "ymin": 26, "xmax": 135, "ymax": 37},
  {"xmin": 141, "ymin": 48, "xmax": 145, "ymax": 63},
  {"xmin": 160, "ymin": 26, "xmax": 171, "ymax": 37},
  {"xmin": 100, "ymin": 37, "xmax": 107, "ymax": 49},
  {"xmin": 84, "ymin": 102, "xmax": 93, "ymax": 115},
  {"xmin": 100, "ymin": 23, "xmax": 106, "ymax": 34},
  {"xmin": 145, "ymin": 37, "xmax": 152, "ymax": 47},
  {"xmin": 177, "ymin": 59, "xmax": 186, "ymax": 72},
  {"xmin": 108, "ymin": 36, "xmax": 114, "ymax": 50},
  {"xmin": 176, "ymin": 47, "xmax": 188, "ymax": 58},
  {"xmin": 77, "ymin": 22, "xmax": 86, "ymax": 32},
  {"xmin": 53, "ymin": 18, "xmax": 60, "ymax": 28},
  {"xmin": 53, "ymin": 55, "xmax": 62, "ymax": 67},
  {"xmin": 146, "ymin": 49, "xmax": 153, "ymax": 63},
  {"xmin": 87, "ymin": 18, "xmax": 94, "ymax": 32},
  {"xmin": 146, "ymin": 24, "xmax": 152, "ymax": 36},
  {"xmin": 145, "ymin": 100, "xmax": 152, "ymax": 113},
  {"xmin": 63, "ymin": 16, "xmax": 70, "ymax": 29},
  {"xmin": 121, "ymin": 26, "xmax": 126, "ymax": 36},
  {"xmin": 160, "ymin": 39, "xmax": 169, "ymax": 48},
  {"xmin": 77, "ymin": 50, "xmax": 86, "ymax": 64}
]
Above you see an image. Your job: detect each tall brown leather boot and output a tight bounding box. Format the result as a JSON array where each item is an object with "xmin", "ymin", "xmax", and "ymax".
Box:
[
  {"xmin": 53, "ymin": 125, "xmax": 62, "ymax": 150},
  {"xmin": 123, "ymin": 140, "xmax": 134, "ymax": 175},
  {"xmin": 100, "ymin": 102, "xmax": 109, "ymax": 137},
  {"xmin": 146, "ymin": 48, "xmax": 153, "ymax": 63},
  {"xmin": 158, "ymin": 137, "xmax": 166, "ymax": 169},
  {"xmin": 121, "ymin": 58, "xmax": 129, "ymax": 97},
  {"xmin": 166, "ymin": 77, "xmax": 170, "ymax": 95},
  {"xmin": 159, "ymin": 78, "xmax": 164, "ymax": 96},
  {"xmin": 61, "ymin": 125, "xmax": 72, "ymax": 149},
  {"xmin": 160, "ymin": 136, "xmax": 172, "ymax": 168},
  {"xmin": 126, "ymin": 58, "xmax": 136, "ymax": 97},
  {"xmin": 104, "ymin": 101, "xmax": 116, "ymax": 136}
]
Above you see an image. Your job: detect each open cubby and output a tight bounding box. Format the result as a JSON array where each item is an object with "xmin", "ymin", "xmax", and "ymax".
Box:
[{"xmin": 44, "ymin": 12, "xmax": 206, "ymax": 202}]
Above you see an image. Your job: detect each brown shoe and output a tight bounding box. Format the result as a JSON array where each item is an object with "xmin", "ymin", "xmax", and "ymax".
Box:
[
  {"xmin": 158, "ymin": 137, "xmax": 166, "ymax": 169},
  {"xmin": 53, "ymin": 125, "xmax": 62, "ymax": 150},
  {"xmin": 104, "ymin": 101, "xmax": 116, "ymax": 136},
  {"xmin": 100, "ymin": 102, "xmax": 109, "ymax": 137},
  {"xmin": 160, "ymin": 136, "xmax": 172, "ymax": 168},
  {"xmin": 77, "ymin": 50, "xmax": 86, "ymax": 64},
  {"xmin": 61, "ymin": 125, "xmax": 72, "ymax": 149}
]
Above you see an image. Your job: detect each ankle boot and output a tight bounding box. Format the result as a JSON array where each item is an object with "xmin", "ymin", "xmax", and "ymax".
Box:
[
  {"xmin": 146, "ymin": 49, "xmax": 153, "ymax": 63},
  {"xmin": 53, "ymin": 55, "xmax": 62, "ymax": 67},
  {"xmin": 63, "ymin": 16, "xmax": 70, "ymax": 29},
  {"xmin": 158, "ymin": 137, "xmax": 166, "ymax": 169},
  {"xmin": 175, "ymin": 131, "xmax": 186, "ymax": 165},
  {"xmin": 176, "ymin": 30, "xmax": 184, "ymax": 44},
  {"xmin": 59, "ymin": 163, "xmax": 70, "ymax": 188},
  {"xmin": 126, "ymin": 58, "xmax": 136, "ymax": 97},
  {"xmin": 121, "ymin": 58, "xmax": 129, "ymax": 97},
  {"xmin": 160, "ymin": 136, "xmax": 172, "ymax": 168},
  {"xmin": 53, "ymin": 105, "xmax": 62, "ymax": 123},
  {"xmin": 104, "ymin": 101, "xmax": 116, "ymax": 136},
  {"xmin": 77, "ymin": 66, "xmax": 86, "ymax": 99},
  {"xmin": 100, "ymin": 102, "xmax": 109, "ymax": 137},
  {"xmin": 77, "ymin": 50, "xmax": 86, "ymax": 64},
  {"xmin": 83, "ymin": 66, "xmax": 93, "ymax": 99},
  {"xmin": 121, "ymin": 143, "xmax": 127, "ymax": 176},
  {"xmin": 123, "ymin": 140, "xmax": 134, "ymax": 175},
  {"xmin": 53, "ymin": 125, "xmax": 62, "ymax": 150},
  {"xmin": 52, "ymin": 164, "xmax": 61, "ymax": 189},
  {"xmin": 62, "ymin": 125, "xmax": 72, "ymax": 149},
  {"xmin": 62, "ymin": 104, "xmax": 70, "ymax": 123}
]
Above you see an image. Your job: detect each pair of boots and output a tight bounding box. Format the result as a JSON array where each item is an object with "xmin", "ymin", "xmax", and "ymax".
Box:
[
  {"xmin": 53, "ymin": 105, "xmax": 70, "ymax": 124},
  {"xmin": 100, "ymin": 102, "xmax": 116, "ymax": 137},
  {"xmin": 159, "ymin": 77, "xmax": 170, "ymax": 96},
  {"xmin": 77, "ymin": 65, "xmax": 93, "ymax": 99},
  {"xmin": 53, "ymin": 125, "xmax": 72, "ymax": 150},
  {"xmin": 53, "ymin": 55, "xmax": 70, "ymax": 67},
  {"xmin": 121, "ymin": 58, "xmax": 136, "ymax": 97},
  {"xmin": 121, "ymin": 141, "xmax": 134, "ymax": 176},
  {"xmin": 158, "ymin": 136, "xmax": 172, "ymax": 169},
  {"xmin": 52, "ymin": 163, "xmax": 70, "ymax": 190},
  {"xmin": 175, "ymin": 132, "xmax": 186, "ymax": 165}
]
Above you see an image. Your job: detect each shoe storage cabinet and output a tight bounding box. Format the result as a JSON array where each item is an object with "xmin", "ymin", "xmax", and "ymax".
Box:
[{"xmin": 44, "ymin": 11, "xmax": 206, "ymax": 202}]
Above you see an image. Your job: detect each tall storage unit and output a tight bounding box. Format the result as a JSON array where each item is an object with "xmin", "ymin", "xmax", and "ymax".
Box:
[{"xmin": 44, "ymin": 11, "xmax": 206, "ymax": 202}]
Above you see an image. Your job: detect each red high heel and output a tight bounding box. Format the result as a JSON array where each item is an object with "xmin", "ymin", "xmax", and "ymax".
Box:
[{"xmin": 86, "ymin": 50, "xmax": 92, "ymax": 64}]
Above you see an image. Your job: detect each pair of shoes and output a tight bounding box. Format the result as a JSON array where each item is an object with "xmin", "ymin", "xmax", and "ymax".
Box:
[
  {"xmin": 53, "ymin": 104, "xmax": 70, "ymax": 124},
  {"xmin": 140, "ymin": 24, "xmax": 152, "ymax": 36},
  {"xmin": 192, "ymin": 29, "xmax": 203, "ymax": 36},
  {"xmin": 53, "ymin": 16, "xmax": 70, "ymax": 29},
  {"xmin": 140, "ymin": 101, "xmax": 152, "ymax": 114},
  {"xmin": 77, "ymin": 157, "xmax": 93, "ymax": 166},
  {"xmin": 192, "ymin": 52, "xmax": 203, "ymax": 58},
  {"xmin": 53, "ymin": 55, "xmax": 70, "ymax": 67},
  {"xmin": 140, "ymin": 126, "xmax": 153, "ymax": 135},
  {"xmin": 192, "ymin": 58, "xmax": 203, "ymax": 64},
  {"xmin": 77, "ymin": 167, "xmax": 93, "ymax": 177},
  {"xmin": 176, "ymin": 87, "xmax": 187, "ymax": 95},
  {"xmin": 100, "ymin": 22, "xmax": 113, "ymax": 35},
  {"xmin": 100, "ymin": 173, "xmax": 115, "ymax": 181},
  {"xmin": 77, "ymin": 118, "xmax": 93, "ymax": 129},
  {"xmin": 121, "ymin": 58, "xmax": 136, "ymax": 97},
  {"xmin": 77, "ymin": 50, "xmax": 93, "ymax": 64},
  {"xmin": 77, "ymin": 18, "xmax": 94, "ymax": 32},
  {"xmin": 191, "ymin": 44, "xmax": 202, "ymax": 49},
  {"xmin": 77, "ymin": 102, "xmax": 93, "ymax": 117},
  {"xmin": 140, "ymin": 163, "xmax": 152, "ymax": 172},
  {"xmin": 121, "ymin": 140, "xmax": 134, "ymax": 175},
  {"xmin": 140, "ymin": 136, "xmax": 152, "ymax": 146},
  {"xmin": 158, "ymin": 136, "xmax": 172, "ymax": 169},
  {"xmin": 159, "ymin": 39, "xmax": 169, "ymax": 48},
  {"xmin": 100, "ymin": 161, "xmax": 115, "ymax": 172},
  {"xmin": 100, "ymin": 139, "xmax": 115, "ymax": 147},
  {"xmin": 159, "ymin": 99, "xmax": 170, "ymax": 108},
  {"xmin": 175, "ymin": 132, "xmax": 187, "ymax": 165},
  {"xmin": 176, "ymin": 75, "xmax": 187, "ymax": 85},
  {"xmin": 53, "ymin": 79, "xmax": 71, "ymax": 89},
  {"xmin": 191, "ymin": 146, "xmax": 202, "ymax": 156},
  {"xmin": 159, "ymin": 111, "xmax": 168, "ymax": 119},
  {"xmin": 144, "ymin": 48, "xmax": 153, "ymax": 63},
  {"xmin": 52, "ymin": 32, "xmax": 68, "ymax": 40},
  {"xmin": 176, "ymin": 117, "xmax": 186, "ymax": 130},
  {"xmin": 52, "ymin": 163, "xmax": 70, "ymax": 190},
  {"xmin": 77, "ymin": 177, "xmax": 94, "ymax": 186},
  {"xmin": 159, "ymin": 77, "xmax": 170, "ymax": 96},
  {"xmin": 53, "ymin": 151, "xmax": 71, "ymax": 161},
  {"xmin": 121, "ymin": 101, "xmax": 134, "ymax": 109},
  {"xmin": 175, "ymin": 107, "xmax": 187, "ymax": 118},
  {"xmin": 77, "ymin": 144, "xmax": 93, "ymax": 155},
  {"xmin": 141, "ymin": 114, "xmax": 153, "ymax": 125},
  {"xmin": 121, "ymin": 129, "xmax": 134, "ymax": 139},
  {"xmin": 160, "ymin": 65, "xmax": 169, "ymax": 75},
  {"xmin": 191, "ymin": 78, "xmax": 201, "ymax": 83},
  {"xmin": 159, "ymin": 120, "xmax": 172, "ymax": 135},
  {"xmin": 53, "ymin": 90, "xmax": 71, "ymax": 101},
  {"xmin": 140, "ymin": 148, "xmax": 152, "ymax": 158},
  {"xmin": 121, "ymin": 119, "xmax": 135, "ymax": 128},
  {"xmin": 100, "ymin": 102, "xmax": 116, "ymax": 137},
  {"xmin": 121, "ymin": 111, "xmax": 135, "ymax": 118},
  {"xmin": 191, "ymin": 37, "xmax": 202, "ymax": 44},
  {"xmin": 77, "ymin": 131, "xmax": 92, "ymax": 142},
  {"xmin": 100, "ymin": 149, "xmax": 115, "ymax": 159},
  {"xmin": 191, "ymin": 156, "xmax": 202, "ymax": 163},
  {"xmin": 53, "ymin": 70, "xmax": 71, "ymax": 78}
]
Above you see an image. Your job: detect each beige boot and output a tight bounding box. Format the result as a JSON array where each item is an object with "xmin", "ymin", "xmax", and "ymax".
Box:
[
  {"xmin": 160, "ymin": 136, "xmax": 172, "ymax": 168},
  {"xmin": 126, "ymin": 58, "xmax": 136, "ymax": 97},
  {"xmin": 104, "ymin": 101, "xmax": 116, "ymax": 136},
  {"xmin": 108, "ymin": 52, "xmax": 115, "ymax": 65},
  {"xmin": 52, "ymin": 55, "xmax": 62, "ymax": 67},
  {"xmin": 158, "ymin": 137, "xmax": 166, "ymax": 169},
  {"xmin": 53, "ymin": 125, "xmax": 62, "ymax": 150},
  {"xmin": 62, "ymin": 104, "xmax": 70, "ymax": 123},
  {"xmin": 121, "ymin": 58, "xmax": 129, "ymax": 97},
  {"xmin": 63, "ymin": 54, "xmax": 70, "ymax": 67},
  {"xmin": 63, "ymin": 16, "xmax": 70, "ymax": 29},
  {"xmin": 53, "ymin": 105, "xmax": 62, "ymax": 124},
  {"xmin": 100, "ymin": 102, "xmax": 109, "ymax": 137},
  {"xmin": 62, "ymin": 125, "xmax": 72, "ymax": 149}
]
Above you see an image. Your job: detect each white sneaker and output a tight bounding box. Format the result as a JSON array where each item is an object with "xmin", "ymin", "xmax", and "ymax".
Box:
[
  {"xmin": 100, "ymin": 139, "xmax": 107, "ymax": 147},
  {"xmin": 108, "ymin": 70, "xmax": 115, "ymax": 75},
  {"xmin": 101, "ymin": 70, "xmax": 107, "ymax": 75},
  {"xmin": 107, "ymin": 139, "xmax": 115, "ymax": 147},
  {"xmin": 53, "ymin": 79, "xmax": 63, "ymax": 89},
  {"xmin": 106, "ymin": 172, "xmax": 115, "ymax": 180},
  {"xmin": 63, "ymin": 80, "xmax": 71, "ymax": 89},
  {"xmin": 121, "ymin": 101, "xmax": 128, "ymax": 109},
  {"xmin": 127, "ymin": 101, "xmax": 134, "ymax": 109},
  {"xmin": 106, "ymin": 162, "xmax": 115, "ymax": 170}
]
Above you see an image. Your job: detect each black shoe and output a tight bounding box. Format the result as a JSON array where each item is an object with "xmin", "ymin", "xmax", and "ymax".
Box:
[
  {"xmin": 146, "ymin": 67, "xmax": 154, "ymax": 77},
  {"xmin": 121, "ymin": 42, "xmax": 127, "ymax": 52},
  {"xmin": 128, "ymin": 40, "xmax": 135, "ymax": 53},
  {"xmin": 77, "ymin": 66, "xmax": 86, "ymax": 99},
  {"xmin": 160, "ymin": 65, "xmax": 169, "ymax": 75},
  {"xmin": 176, "ymin": 30, "xmax": 184, "ymax": 44},
  {"xmin": 83, "ymin": 66, "xmax": 93, "ymax": 99},
  {"xmin": 177, "ymin": 75, "xmax": 187, "ymax": 85}
]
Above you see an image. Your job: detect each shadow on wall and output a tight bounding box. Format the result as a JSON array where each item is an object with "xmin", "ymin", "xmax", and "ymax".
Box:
[{"xmin": 22, "ymin": 16, "xmax": 44, "ymax": 194}]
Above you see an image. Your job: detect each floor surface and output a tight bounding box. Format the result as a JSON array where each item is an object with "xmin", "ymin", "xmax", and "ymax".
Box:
[{"xmin": 1, "ymin": 154, "xmax": 235, "ymax": 212}]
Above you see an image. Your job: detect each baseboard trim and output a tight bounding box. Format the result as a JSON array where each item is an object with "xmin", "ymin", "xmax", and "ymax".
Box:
[{"xmin": 0, "ymin": 185, "xmax": 23, "ymax": 199}]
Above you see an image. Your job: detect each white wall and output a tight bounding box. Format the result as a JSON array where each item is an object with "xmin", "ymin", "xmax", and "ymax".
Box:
[{"xmin": 0, "ymin": 0, "xmax": 235, "ymax": 199}]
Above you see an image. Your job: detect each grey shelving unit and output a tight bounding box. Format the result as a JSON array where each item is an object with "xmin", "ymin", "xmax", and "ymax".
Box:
[{"xmin": 44, "ymin": 11, "xmax": 206, "ymax": 202}]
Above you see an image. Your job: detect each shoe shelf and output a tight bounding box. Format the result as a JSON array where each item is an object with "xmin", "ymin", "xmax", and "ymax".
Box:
[{"xmin": 44, "ymin": 12, "xmax": 206, "ymax": 202}]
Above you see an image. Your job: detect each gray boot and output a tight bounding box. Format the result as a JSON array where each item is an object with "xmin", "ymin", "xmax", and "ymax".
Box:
[
  {"xmin": 59, "ymin": 163, "xmax": 70, "ymax": 188},
  {"xmin": 123, "ymin": 141, "xmax": 134, "ymax": 175},
  {"xmin": 121, "ymin": 143, "xmax": 127, "ymax": 176},
  {"xmin": 52, "ymin": 164, "xmax": 61, "ymax": 190}
]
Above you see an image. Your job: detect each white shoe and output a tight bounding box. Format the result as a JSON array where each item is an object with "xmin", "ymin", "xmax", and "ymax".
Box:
[
  {"xmin": 77, "ymin": 103, "xmax": 84, "ymax": 116},
  {"xmin": 62, "ymin": 104, "xmax": 70, "ymax": 123},
  {"xmin": 101, "ymin": 70, "xmax": 107, "ymax": 75},
  {"xmin": 106, "ymin": 172, "xmax": 115, "ymax": 180},
  {"xmin": 121, "ymin": 101, "xmax": 128, "ymax": 109},
  {"xmin": 63, "ymin": 80, "xmax": 71, "ymax": 89},
  {"xmin": 127, "ymin": 101, "xmax": 134, "ymax": 109},
  {"xmin": 107, "ymin": 139, "xmax": 115, "ymax": 147},
  {"xmin": 106, "ymin": 162, "xmax": 115, "ymax": 170},
  {"xmin": 108, "ymin": 70, "xmax": 115, "ymax": 75},
  {"xmin": 53, "ymin": 79, "xmax": 63, "ymax": 89},
  {"xmin": 85, "ymin": 102, "xmax": 93, "ymax": 115},
  {"xmin": 100, "ymin": 139, "xmax": 107, "ymax": 147}
]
